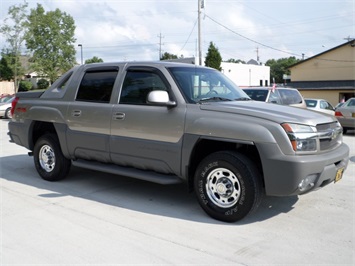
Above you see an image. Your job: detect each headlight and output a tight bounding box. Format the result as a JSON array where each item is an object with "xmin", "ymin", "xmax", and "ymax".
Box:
[{"xmin": 281, "ymin": 123, "xmax": 317, "ymax": 152}]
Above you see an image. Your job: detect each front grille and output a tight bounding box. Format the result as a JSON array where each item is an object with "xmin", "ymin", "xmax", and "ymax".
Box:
[
  {"xmin": 317, "ymin": 122, "xmax": 342, "ymax": 151},
  {"xmin": 316, "ymin": 122, "xmax": 338, "ymax": 131}
]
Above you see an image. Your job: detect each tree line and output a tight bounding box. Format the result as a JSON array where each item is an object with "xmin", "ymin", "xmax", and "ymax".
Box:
[{"xmin": 1, "ymin": 2, "xmax": 299, "ymax": 92}]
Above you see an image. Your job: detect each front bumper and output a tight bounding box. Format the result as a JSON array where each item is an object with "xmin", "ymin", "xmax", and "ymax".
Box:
[{"xmin": 257, "ymin": 142, "xmax": 350, "ymax": 196}]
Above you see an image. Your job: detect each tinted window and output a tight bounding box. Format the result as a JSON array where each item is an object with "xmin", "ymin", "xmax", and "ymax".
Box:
[
  {"xmin": 305, "ymin": 99, "xmax": 317, "ymax": 107},
  {"xmin": 76, "ymin": 71, "xmax": 117, "ymax": 103},
  {"xmin": 120, "ymin": 70, "xmax": 169, "ymax": 104},
  {"xmin": 243, "ymin": 89, "xmax": 268, "ymax": 101},
  {"xmin": 278, "ymin": 89, "xmax": 303, "ymax": 105}
]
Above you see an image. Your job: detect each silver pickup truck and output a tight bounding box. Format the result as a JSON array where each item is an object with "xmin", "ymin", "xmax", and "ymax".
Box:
[{"xmin": 8, "ymin": 61, "xmax": 349, "ymax": 222}]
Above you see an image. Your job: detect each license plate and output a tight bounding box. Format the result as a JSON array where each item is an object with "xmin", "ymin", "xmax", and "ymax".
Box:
[{"xmin": 335, "ymin": 168, "xmax": 344, "ymax": 183}]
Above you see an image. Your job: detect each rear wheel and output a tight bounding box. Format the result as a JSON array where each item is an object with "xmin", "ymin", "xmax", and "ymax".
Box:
[
  {"xmin": 33, "ymin": 134, "xmax": 71, "ymax": 181},
  {"xmin": 194, "ymin": 151, "xmax": 262, "ymax": 222}
]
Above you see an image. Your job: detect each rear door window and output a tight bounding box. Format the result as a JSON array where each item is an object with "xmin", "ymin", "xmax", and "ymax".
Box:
[{"xmin": 76, "ymin": 70, "xmax": 118, "ymax": 103}]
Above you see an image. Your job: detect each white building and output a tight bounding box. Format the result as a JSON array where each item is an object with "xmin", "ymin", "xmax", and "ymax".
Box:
[
  {"xmin": 221, "ymin": 60, "xmax": 270, "ymax": 87},
  {"xmin": 163, "ymin": 57, "xmax": 270, "ymax": 88}
]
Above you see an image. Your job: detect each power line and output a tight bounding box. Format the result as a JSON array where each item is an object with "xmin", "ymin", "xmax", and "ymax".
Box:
[
  {"xmin": 204, "ymin": 13, "xmax": 355, "ymax": 63},
  {"xmin": 204, "ymin": 13, "xmax": 300, "ymax": 57},
  {"xmin": 179, "ymin": 18, "xmax": 198, "ymax": 53}
]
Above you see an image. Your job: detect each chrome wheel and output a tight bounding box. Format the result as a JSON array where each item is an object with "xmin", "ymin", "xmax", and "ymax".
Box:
[
  {"xmin": 205, "ymin": 168, "xmax": 241, "ymax": 208},
  {"xmin": 39, "ymin": 145, "xmax": 56, "ymax": 172}
]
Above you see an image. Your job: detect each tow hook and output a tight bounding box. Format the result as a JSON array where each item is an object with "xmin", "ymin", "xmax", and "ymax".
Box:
[{"xmin": 28, "ymin": 152, "xmax": 33, "ymax": 157}]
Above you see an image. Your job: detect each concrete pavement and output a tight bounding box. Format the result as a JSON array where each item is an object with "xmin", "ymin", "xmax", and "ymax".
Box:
[{"xmin": 1, "ymin": 119, "xmax": 354, "ymax": 265}]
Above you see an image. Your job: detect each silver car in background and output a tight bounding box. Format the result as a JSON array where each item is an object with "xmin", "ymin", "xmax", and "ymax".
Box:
[
  {"xmin": 305, "ymin": 98, "xmax": 335, "ymax": 116},
  {"xmin": 0, "ymin": 96, "xmax": 14, "ymax": 119},
  {"xmin": 242, "ymin": 87, "xmax": 307, "ymax": 108},
  {"xmin": 335, "ymin": 97, "xmax": 355, "ymax": 134}
]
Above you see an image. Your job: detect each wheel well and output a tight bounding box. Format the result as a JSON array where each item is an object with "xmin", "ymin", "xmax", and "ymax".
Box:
[
  {"xmin": 187, "ymin": 139, "xmax": 264, "ymax": 191},
  {"xmin": 30, "ymin": 121, "xmax": 57, "ymax": 150}
]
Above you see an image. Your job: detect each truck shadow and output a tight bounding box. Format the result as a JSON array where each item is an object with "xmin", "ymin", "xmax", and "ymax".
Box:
[{"xmin": 1, "ymin": 154, "xmax": 299, "ymax": 225}]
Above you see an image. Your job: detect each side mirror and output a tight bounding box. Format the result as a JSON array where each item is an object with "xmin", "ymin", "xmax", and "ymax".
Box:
[{"xmin": 147, "ymin": 90, "xmax": 176, "ymax": 107}]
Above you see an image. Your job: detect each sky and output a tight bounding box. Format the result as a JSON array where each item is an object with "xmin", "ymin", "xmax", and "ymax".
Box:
[{"xmin": 1, "ymin": 0, "xmax": 354, "ymax": 65}]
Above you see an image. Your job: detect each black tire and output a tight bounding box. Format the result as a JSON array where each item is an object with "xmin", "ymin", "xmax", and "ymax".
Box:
[
  {"xmin": 5, "ymin": 107, "xmax": 12, "ymax": 119},
  {"xmin": 194, "ymin": 151, "xmax": 262, "ymax": 222},
  {"xmin": 33, "ymin": 134, "xmax": 71, "ymax": 181}
]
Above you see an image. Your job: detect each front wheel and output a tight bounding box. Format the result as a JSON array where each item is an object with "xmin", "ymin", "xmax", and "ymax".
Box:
[
  {"xmin": 194, "ymin": 151, "xmax": 262, "ymax": 222},
  {"xmin": 5, "ymin": 107, "xmax": 12, "ymax": 119},
  {"xmin": 33, "ymin": 134, "xmax": 71, "ymax": 181}
]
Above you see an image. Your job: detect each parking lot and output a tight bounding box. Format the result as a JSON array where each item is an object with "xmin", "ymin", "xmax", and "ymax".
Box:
[{"xmin": 1, "ymin": 119, "xmax": 354, "ymax": 265}]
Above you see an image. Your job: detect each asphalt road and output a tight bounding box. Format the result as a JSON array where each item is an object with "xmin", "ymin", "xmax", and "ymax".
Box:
[{"xmin": 1, "ymin": 119, "xmax": 354, "ymax": 265}]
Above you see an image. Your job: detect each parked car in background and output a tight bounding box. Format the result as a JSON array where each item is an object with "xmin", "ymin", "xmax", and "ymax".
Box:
[
  {"xmin": 305, "ymin": 98, "xmax": 335, "ymax": 115},
  {"xmin": 0, "ymin": 96, "xmax": 14, "ymax": 119},
  {"xmin": 335, "ymin": 97, "xmax": 355, "ymax": 134},
  {"xmin": 335, "ymin": 102, "xmax": 345, "ymax": 109},
  {"xmin": 0, "ymin": 94, "xmax": 14, "ymax": 103},
  {"xmin": 242, "ymin": 87, "xmax": 307, "ymax": 108}
]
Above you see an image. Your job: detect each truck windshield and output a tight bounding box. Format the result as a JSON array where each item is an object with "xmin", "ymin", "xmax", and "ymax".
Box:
[{"xmin": 168, "ymin": 66, "xmax": 249, "ymax": 103}]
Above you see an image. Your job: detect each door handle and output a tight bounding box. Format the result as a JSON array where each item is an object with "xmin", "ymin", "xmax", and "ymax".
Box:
[
  {"xmin": 113, "ymin": 112, "xmax": 125, "ymax": 120},
  {"xmin": 71, "ymin": 110, "xmax": 82, "ymax": 117}
]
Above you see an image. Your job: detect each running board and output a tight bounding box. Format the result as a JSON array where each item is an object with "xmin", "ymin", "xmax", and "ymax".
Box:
[{"xmin": 72, "ymin": 159, "xmax": 182, "ymax": 185}]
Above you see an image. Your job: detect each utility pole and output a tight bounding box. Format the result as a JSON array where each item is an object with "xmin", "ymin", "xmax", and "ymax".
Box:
[
  {"xmin": 158, "ymin": 32, "xmax": 164, "ymax": 60},
  {"xmin": 198, "ymin": 0, "xmax": 203, "ymax": 65},
  {"xmin": 78, "ymin": 44, "xmax": 83, "ymax": 65}
]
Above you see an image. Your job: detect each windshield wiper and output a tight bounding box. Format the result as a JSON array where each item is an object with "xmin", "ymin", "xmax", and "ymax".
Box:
[{"xmin": 198, "ymin": 97, "xmax": 233, "ymax": 103}]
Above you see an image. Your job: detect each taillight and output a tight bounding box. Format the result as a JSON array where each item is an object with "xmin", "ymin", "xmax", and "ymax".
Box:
[
  {"xmin": 334, "ymin": 111, "xmax": 343, "ymax": 117},
  {"xmin": 11, "ymin": 97, "xmax": 19, "ymax": 116}
]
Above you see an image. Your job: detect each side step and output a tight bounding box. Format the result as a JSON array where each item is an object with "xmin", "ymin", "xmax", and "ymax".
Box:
[{"xmin": 72, "ymin": 159, "xmax": 182, "ymax": 185}]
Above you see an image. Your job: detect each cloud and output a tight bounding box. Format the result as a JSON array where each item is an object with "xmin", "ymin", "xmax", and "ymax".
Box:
[{"xmin": 0, "ymin": 0, "xmax": 352, "ymax": 64}]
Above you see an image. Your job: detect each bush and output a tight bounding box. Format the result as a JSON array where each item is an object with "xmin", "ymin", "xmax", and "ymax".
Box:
[
  {"xmin": 18, "ymin": 80, "xmax": 33, "ymax": 91},
  {"xmin": 37, "ymin": 79, "xmax": 50, "ymax": 90}
]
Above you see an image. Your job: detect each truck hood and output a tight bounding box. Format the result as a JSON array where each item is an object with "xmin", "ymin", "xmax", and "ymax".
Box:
[{"xmin": 199, "ymin": 100, "xmax": 337, "ymax": 126}]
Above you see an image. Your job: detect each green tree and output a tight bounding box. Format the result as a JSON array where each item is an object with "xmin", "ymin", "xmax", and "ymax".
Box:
[
  {"xmin": 265, "ymin": 57, "xmax": 300, "ymax": 83},
  {"xmin": 205, "ymin": 42, "xmax": 222, "ymax": 71},
  {"xmin": 0, "ymin": 56, "xmax": 14, "ymax": 81},
  {"xmin": 85, "ymin": 56, "xmax": 104, "ymax": 64},
  {"xmin": 225, "ymin": 58, "xmax": 246, "ymax": 64},
  {"xmin": 25, "ymin": 4, "xmax": 76, "ymax": 83},
  {"xmin": 0, "ymin": 1, "xmax": 28, "ymax": 92},
  {"xmin": 160, "ymin": 52, "xmax": 178, "ymax": 60}
]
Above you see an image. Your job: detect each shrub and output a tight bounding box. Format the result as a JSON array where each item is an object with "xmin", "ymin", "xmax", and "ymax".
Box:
[
  {"xmin": 37, "ymin": 79, "xmax": 50, "ymax": 90},
  {"xmin": 18, "ymin": 80, "xmax": 33, "ymax": 91}
]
